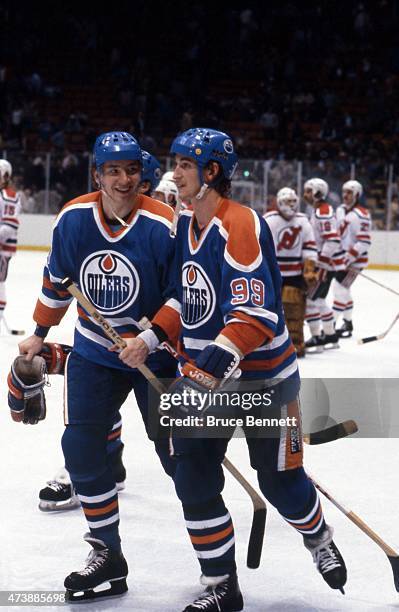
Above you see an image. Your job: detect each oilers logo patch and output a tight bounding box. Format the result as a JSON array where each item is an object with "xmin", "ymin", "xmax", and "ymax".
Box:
[
  {"xmin": 277, "ymin": 226, "xmax": 302, "ymax": 251},
  {"xmin": 181, "ymin": 261, "xmax": 216, "ymax": 328},
  {"xmin": 80, "ymin": 250, "xmax": 139, "ymax": 314}
]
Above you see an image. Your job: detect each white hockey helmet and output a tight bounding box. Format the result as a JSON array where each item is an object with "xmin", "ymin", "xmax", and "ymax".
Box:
[
  {"xmin": 154, "ymin": 178, "xmax": 179, "ymax": 204},
  {"xmin": 304, "ymin": 178, "xmax": 329, "ymax": 200},
  {"xmin": 276, "ymin": 187, "xmax": 299, "ymax": 219},
  {"xmin": 162, "ymin": 170, "xmax": 175, "ymax": 182},
  {"xmin": 0, "ymin": 159, "xmax": 12, "ymax": 181},
  {"xmin": 342, "ymin": 179, "xmax": 363, "ymax": 200}
]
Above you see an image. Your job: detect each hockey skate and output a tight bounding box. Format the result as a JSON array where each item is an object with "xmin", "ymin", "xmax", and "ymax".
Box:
[
  {"xmin": 321, "ymin": 332, "xmax": 340, "ymax": 349},
  {"xmin": 304, "ymin": 525, "xmax": 347, "ymax": 593},
  {"xmin": 39, "ymin": 445, "xmax": 126, "ymax": 511},
  {"xmin": 39, "ymin": 469, "xmax": 79, "ymax": 512},
  {"xmin": 64, "ymin": 533, "xmax": 128, "ymax": 602},
  {"xmin": 183, "ymin": 573, "xmax": 243, "ymax": 611},
  {"xmin": 336, "ymin": 319, "xmax": 353, "ymax": 338},
  {"xmin": 305, "ymin": 336, "xmax": 324, "ymax": 353}
]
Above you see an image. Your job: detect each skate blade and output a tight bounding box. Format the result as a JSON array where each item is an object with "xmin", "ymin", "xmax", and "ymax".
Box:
[
  {"xmin": 66, "ymin": 577, "xmax": 128, "ymax": 603},
  {"xmin": 305, "ymin": 346, "xmax": 324, "ymax": 354},
  {"xmin": 39, "ymin": 498, "xmax": 80, "ymax": 512},
  {"xmin": 323, "ymin": 343, "xmax": 339, "ymax": 350}
]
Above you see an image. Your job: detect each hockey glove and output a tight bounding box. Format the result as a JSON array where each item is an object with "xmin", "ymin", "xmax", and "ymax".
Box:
[
  {"xmin": 39, "ymin": 342, "xmax": 72, "ymax": 375},
  {"xmin": 303, "ymin": 259, "xmax": 319, "ymax": 287},
  {"xmin": 344, "ymin": 248, "xmax": 359, "ymax": 268},
  {"xmin": 8, "ymin": 356, "xmax": 48, "ymax": 424},
  {"xmin": 162, "ymin": 343, "xmax": 241, "ymax": 419}
]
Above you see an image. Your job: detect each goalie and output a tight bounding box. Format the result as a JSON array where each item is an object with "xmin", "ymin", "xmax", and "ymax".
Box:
[{"xmin": 264, "ymin": 187, "xmax": 318, "ymax": 357}]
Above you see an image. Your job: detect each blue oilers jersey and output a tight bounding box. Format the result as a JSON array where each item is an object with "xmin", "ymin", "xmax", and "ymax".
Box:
[
  {"xmin": 33, "ymin": 191, "xmax": 175, "ymax": 371},
  {"xmin": 163, "ymin": 199, "xmax": 298, "ymax": 381}
]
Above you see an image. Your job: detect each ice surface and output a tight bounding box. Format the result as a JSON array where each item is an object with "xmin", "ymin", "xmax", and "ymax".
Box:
[{"xmin": 0, "ymin": 252, "xmax": 398, "ymax": 611}]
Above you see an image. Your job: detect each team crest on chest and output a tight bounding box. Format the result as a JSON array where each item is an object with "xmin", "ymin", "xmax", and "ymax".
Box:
[
  {"xmin": 182, "ymin": 261, "xmax": 216, "ymax": 328},
  {"xmin": 277, "ymin": 226, "xmax": 302, "ymax": 251},
  {"xmin": 80, "ymin": 250, "xmax": 139, "ymax": 314}
]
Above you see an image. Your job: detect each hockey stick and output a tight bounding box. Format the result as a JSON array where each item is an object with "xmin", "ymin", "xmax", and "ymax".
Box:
[
  {"xmin": 169, "ymin": 196, "xmax": 183, "ymax": 237},
  {"xmin": 308, "ymin": 472, "xmax": 399, "ymax": 592},
  {"xmin": 350, "ymin": 268, "xmax": 399, "ymax": 298},
  {"xmin": 139, "ymin": 317, "xmax": 358, "ymax": 447},
  {"xmin": 1, "ymin": 316, "xmax": 25, "ymax": 336},
  {"xmin": 62, "ymin": 277, "xmax": 266, "ymax": 569},
  {"xmin": 358, "ymin": 313, "xmax": 399, "ymax": 345}
]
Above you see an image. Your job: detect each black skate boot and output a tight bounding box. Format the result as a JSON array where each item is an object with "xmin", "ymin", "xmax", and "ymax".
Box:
[
  {"xmin": 305, "ymin": 336, "xmax": 324, "ymax": 353},
  {"xmin": 304, "ymin": 525, "xmax": 347, "ymax": 593},
  {"xmin": 183, "ymin": 573, "xmax": 244, "ymax": 611},
  {"xmin": 321, "ymin": 332, "xmax": 340, "ymax": 349},
  {"xmin": 39, "ymin": 469, "xmax": 79, "ymax": 512},
  {"xmin": 64, "ymin": 533, "xmax": 128, "ymax": 602},
  {"xmin": 109, "ymin": 443, "xmax": 126, "ymax": 490},
  {"xmin": 336, "ymin": 319, "xmax": 353, "ymax": 338}
]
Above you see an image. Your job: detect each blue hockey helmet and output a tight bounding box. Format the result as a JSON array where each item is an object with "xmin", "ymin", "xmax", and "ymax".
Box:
[
  {"xmin": 141, "ymin": 151, "xmax": 162, "ymax": 191},
  {"xmin": 93, "ymin": 131, "xmax": 142, "ymax": 169},
  {"xmin": 170, "ymin": 128, "xmax": 238, "ymax": 182}
]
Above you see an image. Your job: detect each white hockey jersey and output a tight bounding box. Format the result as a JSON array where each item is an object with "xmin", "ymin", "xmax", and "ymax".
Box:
[
  {"xmin": 264, "ymin": 210, "xmax": 317, "ymax": 277},
  {"xmin": 336, "ymin": 204, "xmax": 371, "ymax": 268},
  {"xmin": 0, "ymin": 187, "xmax": 21, "ymax": 258},
  {"xmin": 309, "ymin": 202, "xmax": 345, "ymax": 271}
]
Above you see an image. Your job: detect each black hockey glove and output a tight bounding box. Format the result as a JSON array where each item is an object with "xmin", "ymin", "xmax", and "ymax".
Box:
[{"xmin": 7, "ymin": 356, "xmax": 48, "ymax": 424}]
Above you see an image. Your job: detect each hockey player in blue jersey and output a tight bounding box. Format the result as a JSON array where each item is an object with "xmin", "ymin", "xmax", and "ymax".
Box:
[
  {"xmin": 17, "ymin": 132, "xmax": 178, "ymax": 602},
  {"xmin": 125, "ymin": 128, "xmax": 347, "ymax": 611}
]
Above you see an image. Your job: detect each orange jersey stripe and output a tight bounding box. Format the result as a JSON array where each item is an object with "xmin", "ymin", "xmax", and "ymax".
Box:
[
  {"xmin": 240, "ymin": 343, "xmax": 295, "ymax": 371},
  {"xmin": 33, "ymin": 300, "xmax": 69, "ymax": 326},
  {"xmin": 83, "ymin": 499, "xmax": 118, "ymax": 517},
  {"xmin": 42, "ymin": 276, "xmax": 70, "ymax": 297},
  {"xmin": 190, "ymin": 524, "xmax": 234, "ymax": 545},
  {"xmin": 107, "ymin": 428, "xmax": 122, "ymax": 441},
  {"xmin": 215, "ymin": 198, "xmax": 261, "ymax": 267},
  {"xmin": 152, "ymin": 304, "xmax": 181, "ymax": 344},
  {"xmin": 221, "ymin": 322, "xmax": 269, "ymax": 356}
]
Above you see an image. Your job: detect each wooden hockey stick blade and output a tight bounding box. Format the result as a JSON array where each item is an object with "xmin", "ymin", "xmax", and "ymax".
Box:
[
  {"xmin": 358, "ymin": 335, "xmax": 379, "ymax": 344},
  {"xmin": 303, "ymin": 419, "xmax": 358, "ymax": 445},
  {"xmin": 223, "ymin": 456, "xmax": 266, "ymax": 569}
]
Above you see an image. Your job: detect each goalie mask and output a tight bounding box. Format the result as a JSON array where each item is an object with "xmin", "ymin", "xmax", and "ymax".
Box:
[{"xmin": 276, "ymin": 187, "xmax": 299, "ymax": 219}]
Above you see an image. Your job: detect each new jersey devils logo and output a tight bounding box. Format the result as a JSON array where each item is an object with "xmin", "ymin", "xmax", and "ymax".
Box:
[
  {"xmin": 277, "ymin": 226, "xmax": 302, "ymax": 251},
  {"xmin": 181, "ymin": 261, "xmax": 216, "ymax": 328},
  {"xmin": 80, "ymin": 250, "xmax": 139, "ymax": 314},
  {"xmin": 339, "ymin": 220, "xmax": 349, "ymax": 237}
]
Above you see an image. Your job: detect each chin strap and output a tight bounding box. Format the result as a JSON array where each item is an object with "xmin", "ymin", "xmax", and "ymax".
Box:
[
  {"xmin": 98, "ymin": 176, "xmax": 131, "ymax": 228},
  {"xmin": 195, "ymin": 183, "xmax": 209, "ymax": 200}
]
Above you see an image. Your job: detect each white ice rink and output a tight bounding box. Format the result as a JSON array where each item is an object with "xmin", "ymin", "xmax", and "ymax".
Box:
[{"xmin": 1, "ymin": 251, "xmax": 399, "ymax": 611}]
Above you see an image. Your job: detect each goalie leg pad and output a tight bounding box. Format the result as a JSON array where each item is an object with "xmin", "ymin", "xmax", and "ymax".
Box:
[
  {"xmin": 282, "ymin": 285, "xmax": 306, "ymax": 353},
  {"xmin": 8, "ymin": 356, "xmax": 47, "ymax": 424}
]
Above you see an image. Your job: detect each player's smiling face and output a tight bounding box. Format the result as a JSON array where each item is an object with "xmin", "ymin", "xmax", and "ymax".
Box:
[
  {"xmin": 173, "ymin": 155, "xmax": 201, "ymax": 200},
  {"xmin": 98, "ymin": 160, "xmax": 142, "ymax": 204}
]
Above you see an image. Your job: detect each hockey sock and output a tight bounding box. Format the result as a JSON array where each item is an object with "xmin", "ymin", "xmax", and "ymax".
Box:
[
  {"xmin": 182, "ymin": 495, "xmax": 236, "ymax": 577},
  {"xmin": 321, "ymin": 312, "xmax": 335, "ymax": 336},
  {"xmin": 305, "ymin": 311, "xmax": 321, "ymax": 337},
  {"xmin": 0, "ymin": 281, "xmax": 6, "ymax": 320},
  {"xmin": 62, "ymin": 425, "xmax": 121, "ymax": 552},
  {"xmin": 280, "ymin": 480, "xmax": 326, "ymax": 539},
  {"xmin": 344, "ymin": 301, "xmax": 353, "ymax": 322},
  {"xmin": 332, "ymin": 299, "xmax": 346, "ymax": 321}
]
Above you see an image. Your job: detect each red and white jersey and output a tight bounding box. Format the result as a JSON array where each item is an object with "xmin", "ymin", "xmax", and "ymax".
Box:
[
  {"xmin": 0, "ymin": 187, "xmax": 21, "ymax": 257},
  {"xmin": 309, "ymin": 201, "xmax": 344, "ymax": 271},
  {"xmin": 336, "ymin": 204, "xmax": 371, "ymax": 268},
  {"xmin": 264, "ymin": 210, "xmax": 317, "ymax": 277}
]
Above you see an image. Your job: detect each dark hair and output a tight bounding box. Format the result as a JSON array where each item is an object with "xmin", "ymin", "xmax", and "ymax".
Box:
[{"xmin": 205, "ymin": 161, "xmax": 232, "ymax": 198}]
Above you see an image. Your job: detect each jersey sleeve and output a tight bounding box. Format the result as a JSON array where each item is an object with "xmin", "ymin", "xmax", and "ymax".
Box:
[
  {"xmin": 217, "ymin": 209, "xmax": 279, "ymax": 355},
  {"xmin": 302, "ymin": 218, "xmax": 318, "ymax": 261},
  {"xmin": 33, "ymin": 212, "xmax": 77, "ymax": 327}
]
